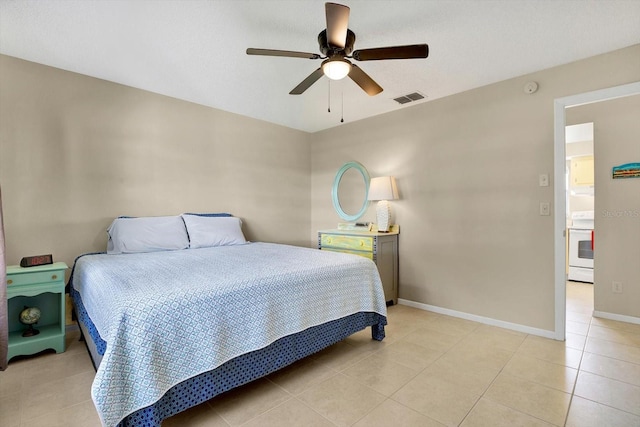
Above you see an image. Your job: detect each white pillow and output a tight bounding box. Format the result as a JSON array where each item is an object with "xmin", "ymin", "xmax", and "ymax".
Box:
[
  {"xmin": 107, "ymin": 216, "xmax": 190, "ymax": 254},
  {"xmin": 181, "ymin": 215, "xmax": 247, "ymax": 248}
]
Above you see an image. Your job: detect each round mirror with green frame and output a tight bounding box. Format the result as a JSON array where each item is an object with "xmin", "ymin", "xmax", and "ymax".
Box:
[{"xmin": 331, "ymin": 161, "xmax": 370, "ymax": 222}]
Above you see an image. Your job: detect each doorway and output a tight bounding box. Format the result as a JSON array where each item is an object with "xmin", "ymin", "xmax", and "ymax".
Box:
[
  {"xmin": 565, "ymin": 123, "xmax": 595, "ymax": 283},
  {"xmin": 565, "ymin": 123, "xmax": 595, "ymax": 330},
  {"xmin": 553, "ymin": 81, "xmax": 640, "ymax": 341}
]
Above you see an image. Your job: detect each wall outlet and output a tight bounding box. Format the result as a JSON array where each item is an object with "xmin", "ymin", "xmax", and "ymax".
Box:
[{"xmin": 612, "ymin": 281, "xmax": 623, "ymax": 294}]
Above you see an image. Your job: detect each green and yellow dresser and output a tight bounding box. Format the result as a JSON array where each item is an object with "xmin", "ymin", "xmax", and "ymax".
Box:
[{"xmin": 318, "ymin": 226, "xmax": 399, "ymax": 305}]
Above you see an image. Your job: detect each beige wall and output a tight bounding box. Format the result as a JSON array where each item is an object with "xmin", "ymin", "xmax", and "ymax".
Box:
[
  {"xmin": 1, "ymin": 44, "xmax": 639, "ymax": 335},
  {"xmin": 311, "ymin": 44, "xmax": 640, "ymax": 332},
  {"xmin": 0, "ymin": 55, "xmax": 312, "ymax": 270},
  {"xmin": 567, "ymin": 95, "xmax": 640, "ymax": 319}
]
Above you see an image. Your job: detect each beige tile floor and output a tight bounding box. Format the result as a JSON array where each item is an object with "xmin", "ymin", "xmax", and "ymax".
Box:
[{"xmin": 2, "ymin": 281, "xmax": 639, "ymax": 427}]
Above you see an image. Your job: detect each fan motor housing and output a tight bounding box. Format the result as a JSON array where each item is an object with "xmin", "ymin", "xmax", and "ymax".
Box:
[{"xmin": 318, "ymin": 29, "xmax": 355, "ymax": 56}]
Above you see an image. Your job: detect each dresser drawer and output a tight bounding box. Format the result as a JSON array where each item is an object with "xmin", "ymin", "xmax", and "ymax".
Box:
[
  {"xmin": 321, "ymin": 247, "xmax": 374, "ymax": 260},
  {"xmin": 320, "ymin": 234, "xmax": 374, "ymax": 252},
  {"xmin": 6, "ymin": 270, "xmax": 64, "ymax": 287}
]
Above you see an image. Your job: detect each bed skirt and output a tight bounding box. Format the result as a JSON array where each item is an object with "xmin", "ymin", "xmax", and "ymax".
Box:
[{"xmin": 70, "ymin": 286, "xmax": 386, "ymax": 426}]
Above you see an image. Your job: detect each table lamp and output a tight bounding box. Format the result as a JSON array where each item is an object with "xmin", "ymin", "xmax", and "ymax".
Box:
[{"xmin": 367, "ymin": 176, "xmax": 398, "ymax": 232}]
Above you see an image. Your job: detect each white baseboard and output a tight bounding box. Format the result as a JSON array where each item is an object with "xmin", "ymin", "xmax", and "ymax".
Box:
[
  {"xmin": 593, "ymin": 311, "xmax": 640, "ymax": 325},
  {"xmin": 397, "ymin": 298, "xmax": 557, "ymax": 340}
]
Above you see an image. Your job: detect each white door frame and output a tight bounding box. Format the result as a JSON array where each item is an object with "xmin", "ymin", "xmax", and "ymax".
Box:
[{"xmin": 553, "ymin": 81, "xmax": 640, "ymax": 340}]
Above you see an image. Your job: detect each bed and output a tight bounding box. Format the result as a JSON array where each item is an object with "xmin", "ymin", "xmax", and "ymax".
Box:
[{"xmin": 68, "ymin": 214, "xmax": 388, "ymax": 427}]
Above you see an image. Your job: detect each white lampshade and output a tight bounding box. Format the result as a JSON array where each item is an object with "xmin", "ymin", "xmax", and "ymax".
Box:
[
  {"xmin": 322, "ymin": 59, "xmax": 352, "ymax": 80},
  {"xmin": 367, "ymin": 176, "xmax": 398, "ymax": 232},
  {"xmin": 367, "ymin": 176, "xmax": 399, "ymax": 201}
]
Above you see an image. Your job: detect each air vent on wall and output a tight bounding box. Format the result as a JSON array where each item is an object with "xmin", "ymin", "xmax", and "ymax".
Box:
[{"xmin": 393, "ymin": 91, "xmax": 426, "ymax": 105}]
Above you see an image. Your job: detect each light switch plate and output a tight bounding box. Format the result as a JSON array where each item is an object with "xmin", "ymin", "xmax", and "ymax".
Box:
[
  {"xmin": 539, "ymin": 174, "xmax": 549, "ymax": 187},
  {"xmin": 540, "ymin": 202, "xmax": 550, "ymax": 216}
]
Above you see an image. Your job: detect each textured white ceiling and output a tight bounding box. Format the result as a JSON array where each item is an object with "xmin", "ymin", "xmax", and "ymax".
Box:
[{"xmin": 1, "ymin": 0, "xmax": 639, "ymax": 133}]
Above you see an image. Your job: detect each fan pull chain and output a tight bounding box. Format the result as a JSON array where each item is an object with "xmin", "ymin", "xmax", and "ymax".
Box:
[
  {"xmin": 341, "ymin": 91, "xmax": 344, "ymax": 123},
  {"xmin": 328, "ymin": 80, "xmax": 331, "ymax": 113}
]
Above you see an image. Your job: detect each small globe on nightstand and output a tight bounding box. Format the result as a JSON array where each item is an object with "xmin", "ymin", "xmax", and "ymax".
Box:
[{"xmin": 19, "ymin": 306, "xmax": 41, "ymax": 337}]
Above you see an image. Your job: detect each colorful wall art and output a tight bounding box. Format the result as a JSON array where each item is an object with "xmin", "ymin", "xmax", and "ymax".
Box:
[{"xmin": 612, "ymin": 162, "xmax": 640, "ymax": 179}]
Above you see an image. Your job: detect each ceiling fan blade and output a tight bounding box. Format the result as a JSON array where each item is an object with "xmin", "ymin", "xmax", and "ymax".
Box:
[
  {"xmin": 325, "ymin": 2, "xmax": 350, "ymax": 48},
  {"xmin": 348, "ymin": 64, "xmax": 383, "ymax": 96},
  {"xmin": 352, "ymin": 44, "xmax": 429, "ymax": 61},
  {"xmin": 247, "ymin": 48, "xmax": 320, "ymax": 60},
  {"xmin": 290, "ymin": 68, "xmax": 325, "ymax": 95}
]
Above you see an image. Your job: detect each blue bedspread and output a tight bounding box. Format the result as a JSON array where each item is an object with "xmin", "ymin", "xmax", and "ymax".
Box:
[{"xmin": 70, "ymin": 242, "xmax": 387, "ymax": 426}]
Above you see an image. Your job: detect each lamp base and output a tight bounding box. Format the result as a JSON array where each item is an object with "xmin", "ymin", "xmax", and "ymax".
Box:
[
  {"xmin": 22, "ymin": 325, "xmax": 40, "ymax": 337},
  {"xmin": 376, "ymin": 200, "xmax": 391, "ymax": 232}
]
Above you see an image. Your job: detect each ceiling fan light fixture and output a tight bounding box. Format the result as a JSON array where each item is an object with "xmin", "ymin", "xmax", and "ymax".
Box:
[
  {"xmin": 322, "ymin": 58, "xmax": 352, "ymax": 80},
  {"xmin": 247, "ymin": 2, "xmax": 428, "ymax": 96}
]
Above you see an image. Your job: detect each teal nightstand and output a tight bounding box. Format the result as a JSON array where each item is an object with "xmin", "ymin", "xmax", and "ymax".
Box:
[{"xmin": 6, "ymin": 262, "xmax": 68, "ymax": 361}]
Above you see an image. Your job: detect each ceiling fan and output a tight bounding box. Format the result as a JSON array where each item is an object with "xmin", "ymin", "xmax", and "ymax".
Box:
[{"xmin": 246, "ymin": 2, "xmax": 429, "ymax": 96}]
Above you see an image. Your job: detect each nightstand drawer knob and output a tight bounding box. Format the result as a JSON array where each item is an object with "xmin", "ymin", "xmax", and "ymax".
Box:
[
  {"xmin": 7, "ymin": 279, "xmax": 12, "ymax": 285},
  {"xmin": 52, "ymin": 275, "xmax": 58, "ymax": 280}
]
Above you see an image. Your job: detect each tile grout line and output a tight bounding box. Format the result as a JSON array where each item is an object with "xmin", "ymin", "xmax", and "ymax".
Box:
[
  {"xmin": 455, "ymin": 330, "xmax": 562, "ymax": 427},
  {"xmin": 362, "ymin": 317, "xmax": 466, "ymax": 426},
  {"xmin": 375, "ymin": 318, "xmax": 479, "ymax": 426},
  {"xmin": 569, "ymin": 328, "xmax": 640, "ymax": 421},
  {"xmin": 562, "ymin": 301, "xmax": 594, "ymax": 427}
]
